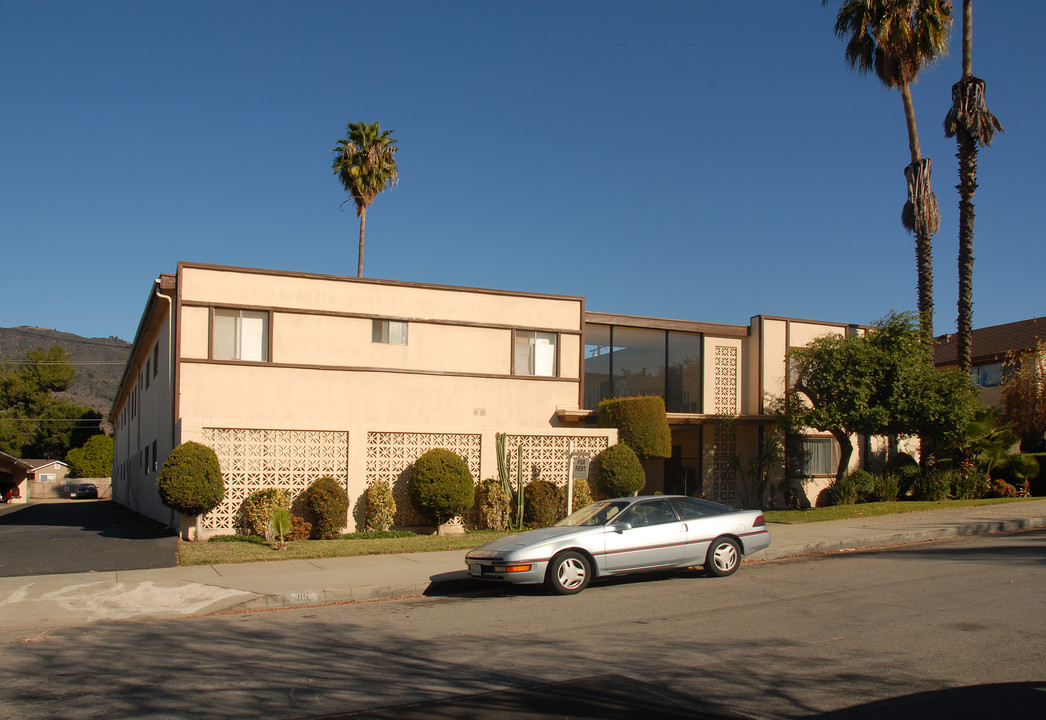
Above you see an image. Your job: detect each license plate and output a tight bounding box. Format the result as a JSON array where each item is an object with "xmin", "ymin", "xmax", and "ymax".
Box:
[{"xmin": 468, "ymin": 563, "xmax": 482, "ymax": 577}]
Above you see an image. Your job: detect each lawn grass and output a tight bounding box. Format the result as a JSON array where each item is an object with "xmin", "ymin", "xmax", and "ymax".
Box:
[
  {"xmin": 178, "ymin": 496, "xmax": 1040, "ymax": 565},
  {"xmin": 763, "ymin": 496, "xmax": 1035, "ymax": 524},
  {"xmin": 177, "ymin": 529, "xmax": 509, "ymax": 566}
]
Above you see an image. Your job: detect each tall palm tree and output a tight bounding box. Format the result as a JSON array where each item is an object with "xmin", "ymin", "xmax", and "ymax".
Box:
[
  {"xmin": 944, "ymin": 0, "xmax": 1003, "ymax": 373},
  {"xmin": 828, "ymin": 0, "xmax": 953, "ymax": 342},
  {"xmin": 331, "ymin": 122, "xmax": 399, "ymax": 277}
]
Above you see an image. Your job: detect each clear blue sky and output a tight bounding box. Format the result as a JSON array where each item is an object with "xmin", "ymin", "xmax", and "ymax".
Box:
[{"xmin": 2, "ymin": 1, "xmax": 1043, "ymax": 342}]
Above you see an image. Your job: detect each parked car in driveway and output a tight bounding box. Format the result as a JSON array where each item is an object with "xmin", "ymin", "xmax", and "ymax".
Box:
[
  {"xmin": 465, "ymin": 495, "xmax": 770, "ymax": 594},
  {"xmin": 70, "ymin": 483, "xmax": 99, "ymax": 499}
]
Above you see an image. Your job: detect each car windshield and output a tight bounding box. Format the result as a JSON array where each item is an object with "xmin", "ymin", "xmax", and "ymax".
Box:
[{"xmin": 556, "ymin": 501, "xmax": 631, "ymax": 527}]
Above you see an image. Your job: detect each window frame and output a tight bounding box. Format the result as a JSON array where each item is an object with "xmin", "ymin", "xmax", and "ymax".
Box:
[
  {"xmin": 513, "ymin": 330, "xmax": 559, "ymax": 377},
  {"xmin": 211, "ymin": 307, "xmax": 271, "ymax": 362}
]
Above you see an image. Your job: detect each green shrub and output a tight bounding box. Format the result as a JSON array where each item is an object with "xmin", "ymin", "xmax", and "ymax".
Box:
[
  {"xmin": 828, "ymin": 471, "xmax": 861, "ymax": 505},
  {"xmin": 953, "ymin": 472, "xmax": 989, "ymax": 500},
  {"xmin": 873, "ymin": 473, "xmax": 900, "ymax": 502},
  {"xmin": 1026, "ymin": 453, "xmax": 1046, "ymax": 495},
  {"xmin": 523, "ymin": 479, "xmax": 564, "ymax": 528},
  {"xmin": 304, "ymin": 476, "xmax": 350, "ymax": 539},
  {"xmin": 365, "ymin": 479, "xmax": 397, "ymax": 532},
  {"xmin": 886, "ymin": 453, "xmax": 920, "ymax": 498},
  {"xmin": 475, "ymin": 477, "xmax": 511, "ymax": 531},
  {"xmin": 238, "ymin": 488, "xmax": 291, "ymax": 537},
  {"xmin": 157, "ymin": 441, "xmax": 225, "ymax": 517},
  {"xmin": 596, "ymin": 396, "xmax": 671, "ymax": 461},
  {"xmin": 913, "ymin": 470, "xmax": 951, "ymax": 501},
  {"xmin": 594, "ymin": 443, "xmax": 646, "ymax": 498},
  {"xmin": 571, "ymin": 477, "xmax": 594, "ymax": 513},
  {"xmin": 409, "ymin": 448, "xmax": 476, "ymax": 527}
]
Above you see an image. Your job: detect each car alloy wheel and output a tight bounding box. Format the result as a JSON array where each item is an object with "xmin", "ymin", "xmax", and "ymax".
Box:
[
  {"xmin": 706, "ymin": 537, "xmax": 741, "ymax": 577},
  {"xmin": 547, "ymin": 550, "xmax": 591, "ymax": 595}
]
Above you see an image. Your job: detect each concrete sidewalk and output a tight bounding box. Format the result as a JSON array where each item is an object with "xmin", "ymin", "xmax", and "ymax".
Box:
[{"xmin": 2, "ymin": 500, "xmax": 1044, "ymax": 634}]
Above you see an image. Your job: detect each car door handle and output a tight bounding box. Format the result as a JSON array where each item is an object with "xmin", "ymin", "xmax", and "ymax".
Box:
[{"xmin": 680, "ymin": 523, "xmax": 688, "ymax": 532}]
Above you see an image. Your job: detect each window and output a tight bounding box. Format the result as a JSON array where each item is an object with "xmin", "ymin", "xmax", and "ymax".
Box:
[
  {"xmin": 152, "ymin": 440, "xmax": 158, "ymax": 473},
  {"xmin": 213, "ymin": 308, "xmax": 269, "ymax": 361},
  {"xmin": 793, "ymin": 437, "xmax": 840, "ymax": 477},
  {"xmin": 144, "ymin": 445, "xmax": 150, "ymax": 475},
  {"xmin": 372, "ymin": 319, "xmax": 408, "ymax": 345},
  {"xmin": 972, "ymin": 361, "xmax": 1004, "ymax": 388},
  {"xmin": 145, "ymin": 359, "xmax": 151, "ymax": 389},
  {"xmin": 514, "ymin": 331, "xmax": 557, "ymax": 377},
  {"xmin": 153, "ymin": 342, "xmax": 159, "ymax": 378}
]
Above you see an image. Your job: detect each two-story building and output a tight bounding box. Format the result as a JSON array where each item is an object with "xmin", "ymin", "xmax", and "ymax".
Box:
[{"xmin": 110, "ymin": 262, "xmax": 872, "ymax": 536}]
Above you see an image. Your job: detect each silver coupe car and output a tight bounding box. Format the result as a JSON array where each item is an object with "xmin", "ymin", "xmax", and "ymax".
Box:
[{"xmin": 465, "ymin": 495, "xmax": 770, "ymax": 594}]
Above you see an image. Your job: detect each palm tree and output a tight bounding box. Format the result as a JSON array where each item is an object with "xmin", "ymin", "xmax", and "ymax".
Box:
[
  {"xmin": 331, "ymin": 122, "xmax": 399, "ymax": 277},
  {"xmin": 828, "ymin": 0, "xmax": 953, "ymax": 341},
  {"xmin": 944, "ymin": 0, "xmax": 1003, "ymax": 373}
]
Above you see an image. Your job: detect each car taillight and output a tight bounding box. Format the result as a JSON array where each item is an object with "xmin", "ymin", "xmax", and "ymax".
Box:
[{"xmin": 754, "ymin": 515, "xmax": 765, "ymax": 527}]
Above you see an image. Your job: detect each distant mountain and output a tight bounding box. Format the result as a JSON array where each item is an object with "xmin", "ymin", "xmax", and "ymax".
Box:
[{"xmin": 0, "ymin": 326, "xmax": 131, "ymax": 418}]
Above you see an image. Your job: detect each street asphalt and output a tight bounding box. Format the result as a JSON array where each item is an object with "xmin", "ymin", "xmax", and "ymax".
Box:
[{"xmin": 1, "ymin": 498, "xmax": 1044, "ymax": 634}]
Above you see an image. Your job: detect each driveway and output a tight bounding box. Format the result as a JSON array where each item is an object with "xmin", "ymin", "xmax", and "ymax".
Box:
[{"xmin": 0, "ymin": 500, "xmax": 178, "ymax": 577}]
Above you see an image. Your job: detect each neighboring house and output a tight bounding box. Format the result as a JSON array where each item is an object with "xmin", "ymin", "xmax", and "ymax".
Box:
[
  {"xmin": 934, "ymin": 317, "xmax": 1046, "ymax": 407},
  {"xmin": 22, "ymin": 459, "xmax": 70, "ymax": 484},
  {"xmin": 110, "ymin": 263, "xmax": 881, "ymax": 536},
  {"xmin": 0, "ymin": 451, "xmax": 30, "ymax": 504}
]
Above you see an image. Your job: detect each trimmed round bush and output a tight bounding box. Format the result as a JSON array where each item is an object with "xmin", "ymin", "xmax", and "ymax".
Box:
[
  {"xmin": 475, "ymin": 477, "xmax": 511, "ymax": 531},
  {"xmin": 239, "ymin": 488, "xmax": 291, "ymax": 537},
  {"xmin": 523, "ymin": 479, "xmax": 564, "ymax": 528},
  {"xmin": 409, "ymin": 448, "xmax": 475, "ymax": 527},
  {"xmin": 304, "ymin": 476, "xmax": 350, "ymax": 539},
  {"xmin": 365, "ymin": 479, "xmax": 397, "ymax": 532},
  {"xmin": 157, "ymin": 441, "xmax": 225, "ymax": 517},
  {"xmin": 594, "ymin": 443, "xmax": 645, "ymax": 498},
  {"xmin": 597, "ymin": 396, "xmax": 671, "ymax": 461}
]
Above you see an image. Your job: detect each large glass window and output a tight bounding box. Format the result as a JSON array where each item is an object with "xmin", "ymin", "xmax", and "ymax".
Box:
[
  {"xmin": 515, "ymin": 331, "xmax": 557, "ymax": 377},
  {"xmin": 611, "ymin": 327, "xmax": 666, "ymax": 400},
  {"xmin": 667, "ymin": 331, "xmax": 702, "ymax": 413},
  {"xmin": 213, "ymin": 308, "xmax": 269, "ymax": 362},
  {"xmin": 584, "ymin": 324, "xmax": 612, "ymax": 408}
]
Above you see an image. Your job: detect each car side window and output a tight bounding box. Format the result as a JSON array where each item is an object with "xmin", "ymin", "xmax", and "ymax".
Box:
[
  {"xmin": 673, "ymin": 497, "xmax": 719, "ymax": 519},
  {"xmin": 619, "ymin": 499, "xmax": 679, "ymax": 528}
]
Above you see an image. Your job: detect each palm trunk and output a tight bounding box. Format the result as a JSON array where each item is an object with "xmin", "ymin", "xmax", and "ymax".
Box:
[
  {"xmin": 899, "ymin": 83, "xmax": 936, "ymax": 342},
  {"xmin": 955, "ymin": 130, "xmax": 977, "ymax": 373},
  {"xmin": 357, "ymin": 206, "xmax": 367, "ymax": 278}
]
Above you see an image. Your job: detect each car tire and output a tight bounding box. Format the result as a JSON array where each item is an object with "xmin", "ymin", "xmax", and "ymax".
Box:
[
  {"xmin": 705, "ymin": 536, "xmax": 741, "ymax": 577},
  {"xmin": 546, "ymin": 551, "xmax": 591, "ymax": 595}
]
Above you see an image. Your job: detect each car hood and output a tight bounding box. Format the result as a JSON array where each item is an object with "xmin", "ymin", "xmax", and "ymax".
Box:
[{"xmin": 467, "ymin": 526, "xmax": 587, "ymax": 557}]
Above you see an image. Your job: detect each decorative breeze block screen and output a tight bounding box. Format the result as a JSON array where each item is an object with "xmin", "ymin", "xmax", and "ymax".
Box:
[
  {"xmin": 202, "ymin": 428, "xmax": 349, "ymax": 532},
  {"xmin": 367, "ymin": 432, "xmax": 482, "ymax": 526},
  {"xmin": 707, "ymin": 424, "xmax": 737, "ymax": 506},
  {"xmin": 504, "ymin": 434, "xmax": 610, "ymax": 487},
  {"xmin": 714, "ymin": 345, "xmax": 739, "ymax": 414}
]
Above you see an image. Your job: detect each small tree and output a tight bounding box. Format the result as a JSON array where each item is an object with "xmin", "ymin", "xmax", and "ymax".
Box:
[
  {"xmin": 304, "ymin": 476, "xmax": 350, "ymax": 539},
  {"xmin": 593, "ymin": 443, "xmax": 645, "ymax": 498},
  {"xmin": 1001, "ymin": 341, "xmax": 1046, "ymax": 452},
  {"xmin": 66, "ymin": 434, "xmax": 114, "ymax": 479},
  {"xmin": 597, "ymin": 396, "xmax": 671, "ymax": 461},
  {"xmin": 409, "ymin": 448, "xmax": 475, "ymax": 531},
  {"xmin": 157, "ymin": 441, "xmax": 225, "ymax": 541}
]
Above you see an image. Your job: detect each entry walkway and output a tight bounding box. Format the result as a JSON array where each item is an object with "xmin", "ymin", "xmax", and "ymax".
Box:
[{"xmin": 1, "ymin": 500, "xmax": 1043, "ymax": 633}]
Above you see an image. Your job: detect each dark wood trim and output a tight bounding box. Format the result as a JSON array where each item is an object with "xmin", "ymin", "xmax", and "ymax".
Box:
[{"xmin": 586, "ymin": 312, "xmax": 749, "ymax": 338}]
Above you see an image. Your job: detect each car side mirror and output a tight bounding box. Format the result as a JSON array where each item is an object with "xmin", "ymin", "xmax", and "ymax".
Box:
[{"xmin": 610, "ymin": 522, "xmax": 632, "ymax": 533}]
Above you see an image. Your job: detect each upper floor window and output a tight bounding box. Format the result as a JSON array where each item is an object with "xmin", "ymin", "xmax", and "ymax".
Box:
[
  {"xmin": 213, "ymin": 308, "xmax": 269, "ymax": 362},
  {"xmin": 372, "ymin": 319, "xmax": 408, "ymax": 345},
  {"xmin": 972, "ymin": 361, "xmax": 1004, "ymax": 388},
  {"xmin": 515, "ymin": 331, "xmax": 557, "ymax": 377}
]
